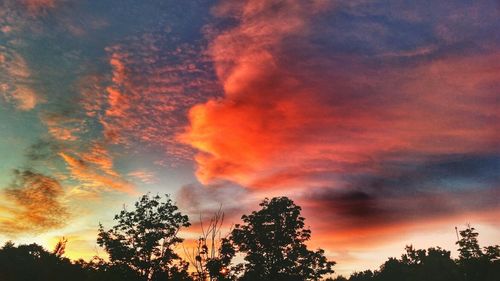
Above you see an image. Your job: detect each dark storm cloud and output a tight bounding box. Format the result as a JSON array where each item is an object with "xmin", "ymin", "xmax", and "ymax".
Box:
[{"xmin": 302, "ymin": 154, "xmax": 500, "ymax": 229}]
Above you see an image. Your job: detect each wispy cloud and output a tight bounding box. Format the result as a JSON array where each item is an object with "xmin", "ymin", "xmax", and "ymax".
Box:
[
  {"xmin": 59, "ymin": 144, "xmax": 134, "ymax": 194},
  {"xmin": 127, "ymin": 170, "xmax": 156, "ymax": 184},
  {"xmin": 40, "ymin": 111, "xmax": 83, "ymax": 141},
  {"xmin": 0, "ymin": 46, "xmax": 43, "ymax": 111}
]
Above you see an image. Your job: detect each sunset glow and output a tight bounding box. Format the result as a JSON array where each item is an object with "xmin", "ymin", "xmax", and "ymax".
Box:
[{"xmin": 0, "ymin": 0, "xmax": 499, "ymax": 277}]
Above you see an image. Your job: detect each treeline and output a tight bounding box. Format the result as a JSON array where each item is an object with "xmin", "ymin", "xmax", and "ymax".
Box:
[
  {"xmin": 330, "ymin": 227, "xmax": 500, "ymax": 281},
  {"xmin": 0, "ymin": 194, "xmax": 498, "ymax": 281}
]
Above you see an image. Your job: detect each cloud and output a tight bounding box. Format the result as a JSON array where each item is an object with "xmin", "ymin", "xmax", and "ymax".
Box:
[
  {"xmin": 21, "ymin": 0, "xmax": 58, "ymax": 15},
  {"xmin": 180, "ymin": 0, "xmax": 500, "ymax": 269},
  {"xmin": 176, "ymin": 183, "xmax": 249, "ymax": 241},
  {"xmin": 25, "ymin": 139, "xmax": 60, "ymax": 162},
  {"xmin": 94, "ymin": 34, "xmax": 221, "ymax": 164},
  {"xmin": 181, "ymin": 0, "xmax": 336, "ymax": 184},
  {"xmin": 301, "ymin": 153, "xmax": 500, "ymax": 228},
  {"xmin": 0, "ymin": 46, "xmax": 43, "ymax": 111},
  {"xmin": 0, "ymin": 169, "xmax": 68, "ymax": 235},
  {"xmin": 177, "ymin": 183, "xmax": 248, "ymax": 216},
  {"xmin": 182, "ymin": 0, "xmax": 500, "ymax": 188},
  {"xmin": 59, "ymin": 143, "xmax": 134, "ymax": 194},
  {"xmin": 127, "ymin": 170, "xmax": 156, "ymax": 184},
  {"xmin": 10, "ymin": 86, "xmax": 40, "ymax": 110},
  {"xmin": 40, "ymin": 111, "xmax": 83, "ymax": 141}
]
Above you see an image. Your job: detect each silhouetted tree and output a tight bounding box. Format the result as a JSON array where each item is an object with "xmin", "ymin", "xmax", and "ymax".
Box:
[
  {"xmin": 401, "ymin": 245, "xmax": 460, "ymax": 281},
  {"xmin": 377, "ymin": 257, "xmax": 408, "ymax": 281},
  {"xmin": 205, "ymin": 237, "xmax": 235, "ymax": 281},
  {"xmin": 0, "ymin": 242, "xmax": 84, "ymax": 281},
  {"xmin": 229, "ymin": 197, "xmax": 335, "ymax": 281},
  {"xmin": 97, "ymin": 194, "xmax": 192, "ymax": 281},
  {"xmin": 375, "ymin": 246, "xmax": 460, "ymax": 281},
  {"xmin": 184, "ymin": 208, "xmax": 234, "ymax": 281},
  {"xmin": 456, "ymin": 224, "xmax": 500, "ymax": 281},
  {"xmin": 457, "ymin": 225, "xmax": 482, "ymax": 260},
  {"xmin": 76, "ymin": 256, "xmax": 143, "ymax": 281},
  {"xmin": 326, "ymin": 276, "xmax": 348, "ymax": 281},
  {"xmin": 349, "ymin": 270, "xmax": 374, "ymax": 281}
]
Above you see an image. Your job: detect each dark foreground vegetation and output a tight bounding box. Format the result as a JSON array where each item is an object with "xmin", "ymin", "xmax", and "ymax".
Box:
[{"xmin": 0, "ymin": 194, "xmax": 498, "ymax": 281}]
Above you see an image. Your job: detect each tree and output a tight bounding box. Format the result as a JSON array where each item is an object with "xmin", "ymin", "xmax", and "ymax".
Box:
[
  {"xmin": 326, "ymin": 276, "xmax": 348, "ymax": 281},
  {"xmin": 97, "ymin": 194, "xmax": 192, "ymax": 281},
  {"xmin": 0, "ymin": 242, "xmax": 85, "ymax": 281},
  {"xmin": 184, "ymin": 208, "xmax": 235, "ymax": 281},
  {"xmin": 230, "ymin": 197, "xmax": 335, "ymax": 281},
  {"xmin": 76, "ymin": 256, "xmax": 143, "ymax": 281},
  {"xmin": 349, "ymin": 270, "xmax": 374, "ymax": 281},
  {"xmin": 456, "ymin": 224, "xmax": 482, "ymax": 260},
  {"xmin": 456, "ymin": 224, "xmax": 500, "ymax": 281},
  {"xmin": 377, "ymin": 257, "xmax": 408, "ymax": 281},
  {"xmin": 375, "ymin": 245, "xmax": 461, "ymax": 281}
]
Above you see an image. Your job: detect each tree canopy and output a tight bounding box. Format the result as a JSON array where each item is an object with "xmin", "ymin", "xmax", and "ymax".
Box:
[
  {"xmin": 329, "ymin": 225, "xmax": 500, "ymax": 281},
  {"xmin": 230, "ymin": 197, "xmax": 335, "ymax": 281},
  {"xmin": 97, "ymin": 193, "xmax": 191, "ymax": 281}
]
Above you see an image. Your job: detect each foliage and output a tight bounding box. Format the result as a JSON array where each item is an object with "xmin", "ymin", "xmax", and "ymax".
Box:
[
  {"xmin": 97, "ymin": 193, "xmax": 191, "ymax": 281},
  {"xmin": 456, "ymin": 224, "xmax": 483, "ymax": 260},
  {"xmin": 76, "ymin": 256, "xmax": 143, "ymax": 281},
  {"xmin": 455, "ymin": 224, "xmax": 500, "ymax": 281},
  {"xmin": 336, "ymin": 225, "xmax": 500, "ymax": 281},
  {"xmin": 375, "ymin": 245, "xmax": 461, "ymax": 281},
  {"xmin": 349, "ymin": 270, "xmax": 374, "ymax": 281},
  {"xmin": 0, "ymin": 242, "xmax": 85, "ymax": 281},
  {"xmin": 205, "ymin": 237, "xmax": 236, "ymax": 280},
  {"xmin": 230, "ymin": 197, "xmax": 335, "ymax": 281}
]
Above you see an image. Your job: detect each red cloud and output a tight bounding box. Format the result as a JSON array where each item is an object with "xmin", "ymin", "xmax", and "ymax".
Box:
[
  {"xmin": 182, "ymin": 0, "xmax": 499, "ymax": 188},
  {"xmin": 22, "ymin": 0, "xmax": 56, "ymax": 13}
]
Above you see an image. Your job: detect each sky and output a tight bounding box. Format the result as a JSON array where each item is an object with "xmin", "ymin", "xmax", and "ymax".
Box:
[{"xmin": 0, "ymin": 0, "xmax": 499, "ymax": 276}]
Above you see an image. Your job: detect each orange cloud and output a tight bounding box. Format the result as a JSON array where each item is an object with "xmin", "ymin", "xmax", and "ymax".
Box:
[
  {"xmin": 10, "ymin": 86, "xmax": 40, "ymax": 111},
  {"xmin": 40, "ymin": 112, "xmax": 82, "ymax": 141},
  {"xmin": 0, "ymin": 170, "xmax": 68, "ymax": 235},
  {"xmin": 59, "ymin": 143, "xmax": 134, "ymax": 194}
]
